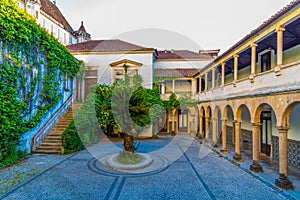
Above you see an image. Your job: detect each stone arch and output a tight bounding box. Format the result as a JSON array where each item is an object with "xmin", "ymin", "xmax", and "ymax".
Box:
[
  {"xmin": 223, "ymin": 104, "xmax": 234, "ymax": 120},
  {"xmin": 213, "ymin": 105, "xmax": 222, "ymax": 118},
  {"xmin": 236, "ymin": 104, "xmax": 251, "ymax": 122},
  {"xmin": 281, "ymin": 101, "xmax": 300, "ymax": 127},
  {"xmin": 253, "ymin": 103, "xmax": 278, "ymax": 124},
  {"xmin": 199, "ymin": 106, "xmax": 205, "ymax": 117},
  {"xmin": 206, "ymin": 106, "xmax": 212, "ymax": 118}
]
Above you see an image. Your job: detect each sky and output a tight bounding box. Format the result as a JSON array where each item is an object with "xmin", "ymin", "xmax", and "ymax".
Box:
[{"xmin": 57, "ymin": 0, "xmax": 290, "ymax": 54}]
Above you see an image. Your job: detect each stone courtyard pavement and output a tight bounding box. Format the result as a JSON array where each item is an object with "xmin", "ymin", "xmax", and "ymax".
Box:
[{"xmin": 0, "ymin": 135, "xmax": 294, "ymax": 200}]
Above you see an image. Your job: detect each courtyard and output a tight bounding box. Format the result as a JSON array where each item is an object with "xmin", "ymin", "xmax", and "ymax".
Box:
[{"xmin": 0, "ymin": 135, "xmax": 296, "ymax": 200}]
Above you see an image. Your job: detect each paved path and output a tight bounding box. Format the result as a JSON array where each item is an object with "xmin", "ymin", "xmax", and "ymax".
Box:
[{"xmin": 0, "ymin": 136, "xmax": 291, "ymax": 200}]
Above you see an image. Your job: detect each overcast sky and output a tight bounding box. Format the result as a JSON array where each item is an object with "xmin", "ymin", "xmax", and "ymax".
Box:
[{"xmin": 57, "ymin": 0, "xmax": 290, "ymax": 53}]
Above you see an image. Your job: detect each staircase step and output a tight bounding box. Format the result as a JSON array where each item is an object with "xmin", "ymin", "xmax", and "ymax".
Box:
[
  {"xmin": 40, "ymin": 142, "xmax": 62, "ymax": 146},
  {"xmin": 36, "ymin": 144, "xmax": 61, "ymax": 151},
  {"xmin": 35, "ymin": 103, "xmax": 82, "ymax": 155},
  {"xmin": 45, "ymin": 136, "xmax": 61, "ymax": 140},
  {"xmin": 35, "ymin": 149, "xmax": 62, "ymax": 154}
]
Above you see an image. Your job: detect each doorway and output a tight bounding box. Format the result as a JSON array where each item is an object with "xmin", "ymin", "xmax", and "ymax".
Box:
[
  {"xmin": 260, "ymin": 111, "xmax": 272, "ymax": 156},
  {"xmin": 178, "ymin": 109, "xmax": 188, "ymax": 132}
]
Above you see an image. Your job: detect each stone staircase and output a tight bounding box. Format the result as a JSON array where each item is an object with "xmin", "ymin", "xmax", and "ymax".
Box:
[{"xmin": 35, "ymin": 103, "xmax": 82, "ymax": 154}]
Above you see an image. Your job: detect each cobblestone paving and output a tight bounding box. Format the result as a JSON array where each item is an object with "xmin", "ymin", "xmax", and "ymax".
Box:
[{"xmin": 0, "ymin": 136, "xmax": 291, "ymax": 200}]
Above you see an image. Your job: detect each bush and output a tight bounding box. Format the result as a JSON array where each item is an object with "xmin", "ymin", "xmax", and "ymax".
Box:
[
  {"xmin": 62, "ymin": 91, "xmax": 101, "ymax": 154},
  {"xmin": 61, "ymin": 121, "xmax": 83, "ymax": 154}
]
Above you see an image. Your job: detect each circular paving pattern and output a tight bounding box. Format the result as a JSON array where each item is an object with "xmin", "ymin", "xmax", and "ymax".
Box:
[
  {"xmin": 106, "ymin": 153, "xmax": 153, "ymax": 170},
  {"xmin": 87, "ymin": 153, "xmax": 170, "ymax": 178}
]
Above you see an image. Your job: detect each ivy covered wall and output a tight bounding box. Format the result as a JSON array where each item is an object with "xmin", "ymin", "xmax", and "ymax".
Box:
[{"xmin": 0, "ymin": 0, "xmax": 79, "ymax": 163}]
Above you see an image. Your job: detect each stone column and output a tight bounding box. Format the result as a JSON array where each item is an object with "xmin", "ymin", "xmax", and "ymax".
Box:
[
  {"xmin": 233, "ymin": 54, "xmax": 239, "ymax": 86},
  {"xmin": 191, "ymin": 78, "xmax": 197, "ymax": 96},
  {"xmin": 250, "ymin": 123, "xmax": 263, "ymax": 172},
  {"xmin": 172, "ymin": 79, "xmax": 175, "ymax": 93},
  {"xmin": 171, "ymin": 109, "xmax": 176, "ymax": 135},
  {"xmin": 250, "ymin": 43, "xmax": 257, "ymax": 83},
  {"xmin": 275, "ymin": 127, "xmax": 293, "ymax": 189},
  {"xmin": 221, "ymin": 119, "xmax": 229, "ymax": 154},
  {"xmin": 221, "ymin": 62, "xmax": 225, "ymax": 86},
  {"xmin": 161, "ymin": 81, "xmax": 165, "ymax": 94},
  {"xmin": 212, "ymin": 118, "xmax": 218, "ymax": 147},
  {"xmin": 199, "ymin": 113, "xmax": 204, "ymax": 139},
  {"xmin": 274, "ymin": 26, "xmax": 285, "ymax": 76},
  {"xmin": 233, "ymin": 121, "xmax": 243, "ymax": 162},
  {"xmin": 205, "ymin": 73, "xmax": 208, "ymax": 91},
  {"xmin": 205, "ymin": 117, "xmax": 210, "ymax": 143},
  {"xmin": 212, "ymin": 68, "xmax": 215, "ymax": 89}
]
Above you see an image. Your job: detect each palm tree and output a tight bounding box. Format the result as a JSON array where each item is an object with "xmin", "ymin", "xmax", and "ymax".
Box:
[{"xmin": 111, "ymin": 75, "xmax": 151, "ymax": 153}]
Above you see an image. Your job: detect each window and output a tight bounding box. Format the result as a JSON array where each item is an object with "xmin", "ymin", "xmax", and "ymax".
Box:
[{"xmin": 261, "ymin": 51, "xmax": 271, "ymax": 72}]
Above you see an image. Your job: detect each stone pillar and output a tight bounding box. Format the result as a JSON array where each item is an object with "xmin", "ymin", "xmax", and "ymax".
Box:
[
  {"xmin": 172, "ymin": 79, "xmax": 175, "ymax": 93},
  {"xmin": 233, "ymin": 54, "xmax": 239, "ymax": 86},
  {"xmin": 171, "ymin": 109, "xmax": 176, "ymax": 135},
  {"xmin": 249, "ymin": 43, "xmax": 257, "ymax": 83},
  {"xmin": 221, "ymin": 119, "xmax": 229, "ymax": 154},
  {"xmin": 205, "ymin": 73, "xmax": 208, "ymax": 91},
  {"xmin": 275, "ymin": 127, "xmax": 293, "ymax": 190},
  {"xmin": 191, "ymin": 78, "xmax": 197, "ymax": 96},
  {"xmin": 205, "ymin": 117, "xmax": 210, "ymax": 143},
  {"xmin": 221, "ymin": 62, "xmax": 225, "ymax": 86},
  {"xmin": 212, "ymin": 68, "xmax": 215, "ymax": 89},
  {"xmin": 199, "ymin": 76, "xmax": 202, "ymax": 93},
  {"xmin": 250, "ymin": 123, "xmax": 263, "ymax": 172},
  {"xmin": 161, "ymin": 81, "xmax": 165, "ymax": 94},
  {"xmin": 274, "ymin": 26, "xmax": 285, "ymax": 76},
  {"xmin": 199, "ymin": 113, "xmax": 204, "ymax": 139},
  {"xmin": 233, "ymin": 121, "xmax": 243, "ymax": 162},
  {"xmin": 212, "ymin": 118, "xmax": 218, "ymax": 147}
]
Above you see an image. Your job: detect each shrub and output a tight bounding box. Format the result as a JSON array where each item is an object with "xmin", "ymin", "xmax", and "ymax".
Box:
[
  {"xmin": 61, "ymin": 121, "xmax": 83, "ymax": 154},
  {"xmin": 62, "ymin": 90, "xmax": 101, "ymax": 154}
]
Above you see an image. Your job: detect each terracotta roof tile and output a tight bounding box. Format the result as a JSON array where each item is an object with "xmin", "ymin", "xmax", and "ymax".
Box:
[
  {"xmin": 155, "ymin": 68, "xmax": 200, "ymax": 78},
  {"xmin": 67, "ymin": 39, "xmax": 154, "ymax": 52},
  {"xmin": 156, "ymin": 50, "xmax": 214, "ymax": 60},
  {"xmin": 40, "ymin": 0, "xmax": 73, "ymax": 31}
]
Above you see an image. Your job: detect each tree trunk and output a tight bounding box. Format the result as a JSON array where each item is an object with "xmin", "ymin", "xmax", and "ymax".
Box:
[{"xmin": 123, "ymin": 133, "xmax": 135, "ymax": 153}]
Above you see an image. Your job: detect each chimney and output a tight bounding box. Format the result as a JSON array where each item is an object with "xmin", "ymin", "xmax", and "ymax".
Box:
[{"xmin": 52, "ymin": 0, "xmax": 56, "ymax": 4}]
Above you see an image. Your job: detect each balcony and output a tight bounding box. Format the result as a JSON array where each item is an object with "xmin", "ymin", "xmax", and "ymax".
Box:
[{"xmin": 196, "ymin": 61, "xmax": 300, "ymax": 102}]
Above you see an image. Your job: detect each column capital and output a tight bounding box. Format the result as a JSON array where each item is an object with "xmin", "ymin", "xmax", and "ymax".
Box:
[
  {"xmin": 252, "ymin": 122, "xmax": 262, "ymax": 127},
  {"xmin": 233, "ymin": 54, "xmax": 239, "ymax": 58},
  {"xmin": 250, "ymin": 42, "xmax": 258, "ymax": 47},
  {"xmin": 221, "ymin": 118, "xmax": 228, "ymax": 121},
  {"xmin": 221, "ymin": 61, "xmax": 226, "ymax": 66},
  {"xmin": 277, "ymin": 126, "xmax": 289, "ymax": 132},
  {"xmin": 275, "ymin": 26, "xmax": 286, "ymax": 32}
]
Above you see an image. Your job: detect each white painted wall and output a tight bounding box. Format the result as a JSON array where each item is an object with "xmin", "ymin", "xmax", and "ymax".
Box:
[{"xmin": 74, "ymin": 53, "xmax": 154, "ymax": 89}]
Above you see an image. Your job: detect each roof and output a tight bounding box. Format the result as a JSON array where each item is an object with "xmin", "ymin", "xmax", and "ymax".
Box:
[
  {"xmin": 67, "ymin": 39, "xmax": 154, "ymax": 52},
  {"xmin": 156, "ymin": 50, "xmax": 215, "ymax": 60},
  {"xmin": 110, "ymin": 59, "xmax": 142, "ymax": 67},
  {"xmin": 78, "ymin": 21, "xmax": 86, "ymax": 33},
  {"xmin": 214, "ymin": 0, "xmax": 300, "ymax": 64},
  {"xmin": 155, "ymin": 68, "xmax": 200, "ymax": 78},
  {"xmin": 40, "ymin": 0, "xmax": 73, "ymax": 31}
]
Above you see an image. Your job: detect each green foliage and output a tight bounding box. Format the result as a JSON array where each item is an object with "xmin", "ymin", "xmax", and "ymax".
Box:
[
  {"xmin": 95, "ymin": 84, "xmax": 119, "ymax": 136},
  {"xmin": 0, "ymin": 0, "xmax": 79, "ymax": 163},
  {"xmin": 62, "ymin": 92, "xmax": 100, "ymax": 154},
  {"xmin": 116, "ymin": 151, "xmax": 143, "ymax": 164},
  {"xmin": 61, "ymin": 121, "xmax": 83, "ymax": 154},
  {"xmin": 178, "ymin": 94, "xmax": 198, "ymax": 108},
  {"xmin": 74, "ymin": 90, "xmax": 100, "ymax": 146},
  {"xmin": 164, "ymin": 93, "xmax": 180, "ymax": 110}
]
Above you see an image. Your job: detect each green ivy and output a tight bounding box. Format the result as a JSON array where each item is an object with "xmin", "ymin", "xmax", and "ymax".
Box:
[{"xmin": 0, "ymin": 0, "xmax": 79, "ymax": 164}]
